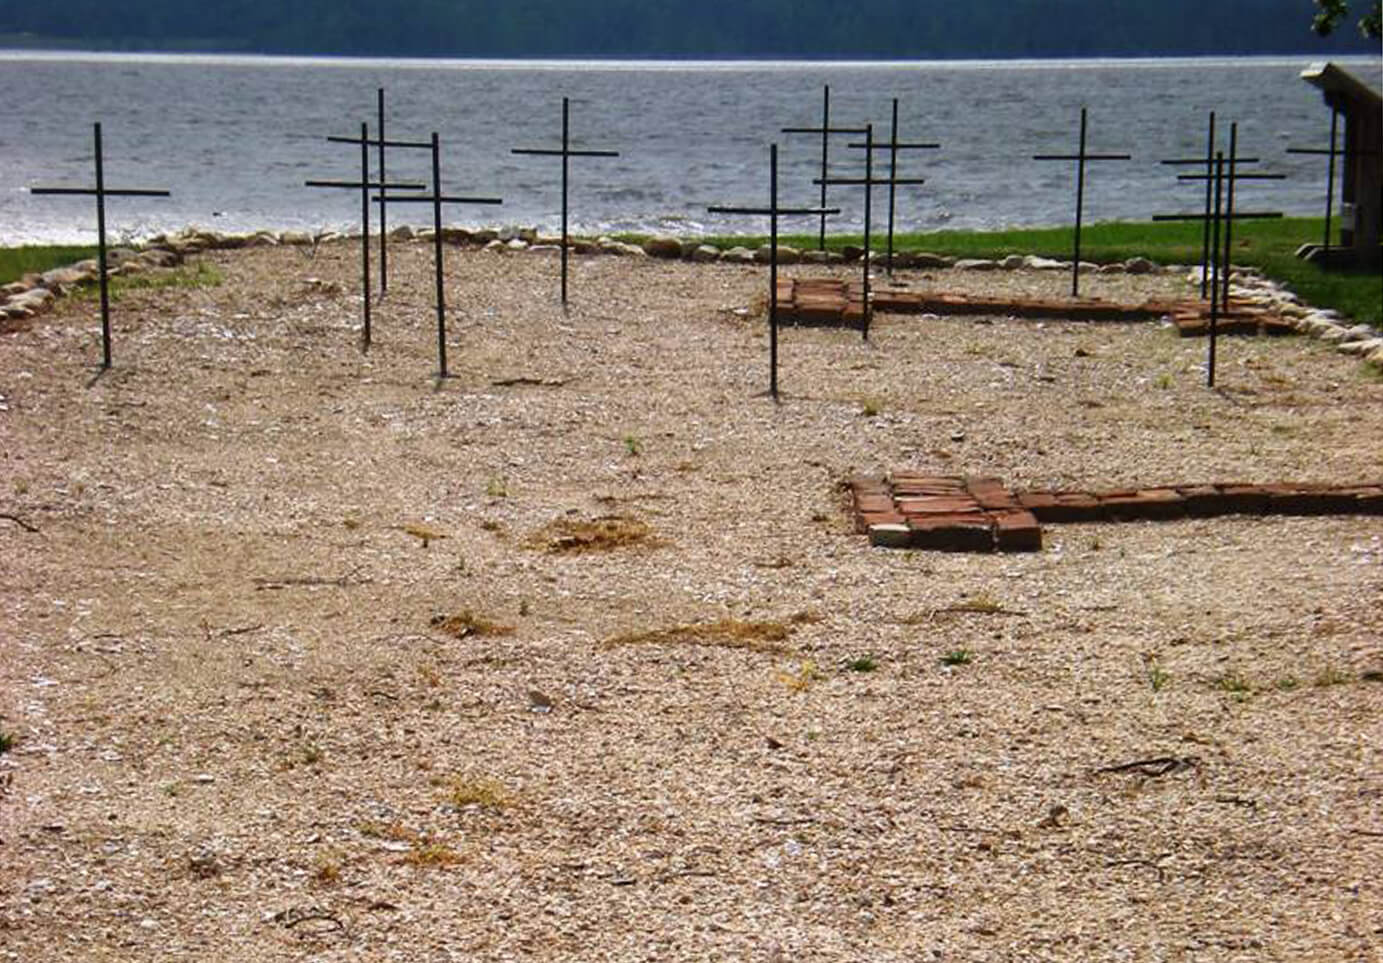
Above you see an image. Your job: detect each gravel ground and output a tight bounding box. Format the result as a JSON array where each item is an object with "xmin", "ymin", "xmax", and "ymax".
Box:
[{"xmin": 1, "ymin": 240, "xmax": 1380, "ymax": 961}]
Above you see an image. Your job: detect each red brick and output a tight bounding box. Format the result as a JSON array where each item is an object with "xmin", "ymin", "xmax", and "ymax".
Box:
[
  {"xmin": 856, "ymin": 510, "xmax": 907, "ymax": 534},
  {"xmin": 993, "ymin": 510, "xmax": 1043, "ymax": 552},
  {"xmin": 1264, "ymin": 484, "xmax": 1355, "ymax": 516},
  {"xmin": 908, "ymin": 515, "xmax": 995, "ymax": 552},
  {"xmin": 1016, "ymin": 492, "xmax": 1058, "ymax": 519},
  {"xmin": 897, "ymin": 496, "xmax": 983, "ymax": 516},
  {"xmin": 1101, "ymin": 488, "xmax": 1187, "ymax": 521},
  {"xmin": 1216, "ymin": 484, "xmax": 1269, "ymax": 515},
  {"xmin": 1340, "ymin": 486, "xmax": 1383, "ymax": 514},
  {"xmin": 1046, "ymin": 492, "xmax": 1105, "ymax": 523},
  {"xmin": 1179, "ymin": 484, "xmax": 1236, "ymax": 517},
  {"xmin": 854, "ymin": 493, "xmax": 897, "ymax": 515}
]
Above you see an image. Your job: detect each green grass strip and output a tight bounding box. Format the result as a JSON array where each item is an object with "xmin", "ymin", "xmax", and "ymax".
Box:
[{"xmin": 0, "ymin": 245, "xmax": 99, "ymax": 286}]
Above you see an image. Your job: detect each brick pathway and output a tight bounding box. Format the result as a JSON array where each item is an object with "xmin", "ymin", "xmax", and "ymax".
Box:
[
  {"xmin": 779, "ymin": 278, "xmax": 1296, "ymax": 336},
  {"xmin": 851, "ymin": 474, "xmax": 1383, "ymax": 552}
]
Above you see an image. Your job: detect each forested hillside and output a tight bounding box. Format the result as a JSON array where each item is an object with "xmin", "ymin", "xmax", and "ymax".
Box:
[{"xmin": 1, "ymin": 0, "xmax": 1377, "ymax": 57}]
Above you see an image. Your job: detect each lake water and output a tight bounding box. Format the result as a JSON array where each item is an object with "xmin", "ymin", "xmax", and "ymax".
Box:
[{"xmin": 1, "ymin": 52, "xmax": 1378, "ymax": 245}]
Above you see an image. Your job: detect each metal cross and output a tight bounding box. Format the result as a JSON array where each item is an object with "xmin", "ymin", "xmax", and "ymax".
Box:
[
  {"xmin": 817, "ymin": 124, "xmax": 927, "ymax": 340},
  {"xmin": 28, "ymin": 122, "xmax": 171, "ymax": 370},
  {"xmin": 307, "ymin": 122, "xmax": 426, "ymax": 352},
  {"xmin": 1155, "ymin": 123, "xmax": 1284, "ymax": 388},
  {"xmin": 1032, "ymin": 107, "xmax": 1132, "ymax": 297},
  {"xmin": 709, "ymin": 144, "xmax": 839, "ymax": 400},
  {"xmin": 375, "ymin": 132, "xmax": 503, "ymax": 379},
  {"xmin": 782, "ymin": 85, "xmax": 864, "ymax": 252},
  {"xmin": 847, "ymin": 98, "xmax": 940, "ymax": 276},
  {"xmin": 1286, "ymin": 108, "xmax": 1379, "ymax": 253},
  {"xmin": 511, "ymin": 97, "xmax": 620, "ymax": 306}
]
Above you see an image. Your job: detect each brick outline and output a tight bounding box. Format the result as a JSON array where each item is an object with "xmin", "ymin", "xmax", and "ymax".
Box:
[
  {"xmin": 852, "ymin": 475, "xmax": 1383, "ymax": 552},
  {"xmin": 782, "ymin": 278, "xmax": 1296, "ymax": 336}
]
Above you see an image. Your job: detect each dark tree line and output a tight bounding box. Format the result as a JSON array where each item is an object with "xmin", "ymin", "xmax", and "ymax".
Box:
[{"xmin": 2, "ymin": 0, "xmax": 1378, "ymax": 57}]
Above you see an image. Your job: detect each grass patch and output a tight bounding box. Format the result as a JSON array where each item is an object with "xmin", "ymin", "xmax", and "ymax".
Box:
[
  {"xmin": 0, "ymin": 729, "xmax": 15, "ymax": 754},
  {"xmin": 940, "ymin": 649, "xmax": 974, "ymax": 667},
  {"xmin": 778, "ymin": 659, "xmax": 822, "ymax": 693},
  {"xmin": 527, "ymin": 515, "xmax": 660, "ymax": 554},
  {"xmin": 1218, "ymin": 673, "xmax": 1254, "ymax": 701},
  {"xmin": 0, "ymin": 244, "xmax": 98, "ymax": 285},
  {"xmin": 402, "ymin": 839, "xmax": 466, "ymax": 868},
  {"xmin": 1313, "ymin": 666, "xmax": 1356, "ymax": 688},
  {"xmin": 71, "ymin": 260, "xmax": 224, "ymax": 301},
  {"xmin": 602, "ymin": 618, "xmax": 794, "ymax": 654},
  {"xmin": 438, "ymin": 774, "xmax": 513, "ymax": 810},
  {"xmin": 845, "ymin": 655, "xmax": 878, "ymax": 673},
  {"xmin": 431, "ymin": 609, "xmax": 516, "ymax": 639}
]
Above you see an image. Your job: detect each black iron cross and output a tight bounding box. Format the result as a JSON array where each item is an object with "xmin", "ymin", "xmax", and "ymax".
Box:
[
  {"xmin": 1032, "ymin": 107, "xmax": 1132, "ymax": 297},
  {"xmin": 326, "ymin": 89, "xmax": 422, "ymax": 297},
  {"xmin": 782, "ymin": 85, "xmax": 862, "ymax": 252},
  {"xmin": 511, "ymin": 97, "xmax": 620, "ymax": 306},
  {"xmin": 847, "ymin": 98, "xmax": 940, "ymax": 276},
  {"xmin": 28, "ymin": 122, "xmax": 171, "ymax": 370},
  {"xmin": 373, "ymin": 132, "xmax": 503, "ymax": 379},
  {"xmin": 1285, "ymin": 108, "xmax": 1379, "ymax": 254},
  {"xmin": 307, "ymin": 122, "xmax": 426, "ymax": 351},
  {"xmin": 817, "ymin": 124, "xmax": 927, "ymax": 340},
  {"xmin": 1155, "ymin": 122, "xmax": 1283, "ymax": 388},
  {"xmin": 708, "ymin": 144, "xmax": 839, "ymax": 400}
]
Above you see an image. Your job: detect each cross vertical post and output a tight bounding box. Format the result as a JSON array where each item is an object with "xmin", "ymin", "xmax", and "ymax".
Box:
[
  {"xmin": 1200, "ymin": 112, "xmax": 1217, "ymax": 297},
  {"xmin": 708, "ymin": 145, "xmax": 838, "ymax": 400},
  {"xmin": 373, "ymin": 133, "xmax": 502, "ymax": 378},
  {"xmin": 28, "ymin": 121, "xmax": 171, "ymax": 370},
  {"xmin": 1032, "ymin": 107, "xmax": 1132, "ymax": 297},
  {"xmin": 377, "ymin": 88, "xmax": 389, "ymax": 295},
  {"xmin": 94, "ymin": 122, "xmax": 111, "ymax": 368},
  {"xmin": 307, "ymin": 123, "xmax": 427, "ymax": 352},
  {"xmin": 818, "ymin": 85, "xmax": 830, "ymax": 251},
  {"xmin": 511, "ymin": 96, "xmax": 619, "ymax": 306},
  {"xmin": 359, "ymin": 123, "xmax": 372, "ymax": 348}
]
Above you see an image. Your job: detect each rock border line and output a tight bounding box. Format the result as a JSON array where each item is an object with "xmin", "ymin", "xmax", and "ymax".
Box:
[
  {"xmin": 851, "ymin": 473, "xmax": 1383, "ymax": 553},
  {"xmin": 2, "ymin": 226, "xmax": 1379, "ymax": 370}
]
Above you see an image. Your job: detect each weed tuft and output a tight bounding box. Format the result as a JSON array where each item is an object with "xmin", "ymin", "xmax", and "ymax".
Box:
[
  {"xmin": 846, "ymin": 655, "xmax": 878, "ymax": 673},
  {"xmin": 779, "ymin": 659, "xmax": 822, "ymax": 693},
  {"xmin": 604, "ymin": 618, "xmax": 794, "ymax": 654},
  {"xmin": 940, "ymin": 649, "xmax": 974, "ymax": 667},
  {"xmin": 528, "ymin": 515, "xmax": 660, "ymax": 554},
  {"xmin": 432, "ymin": 609, "xmax": 515, "ymax": 639}
]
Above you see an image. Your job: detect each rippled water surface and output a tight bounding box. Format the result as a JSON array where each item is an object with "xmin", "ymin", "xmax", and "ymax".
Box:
[{"xmin": 1, "ymin": 53, "xmax": 1377, "ymax": 244}]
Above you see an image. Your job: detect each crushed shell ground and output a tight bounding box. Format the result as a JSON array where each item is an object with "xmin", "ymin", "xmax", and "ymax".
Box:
[{"xmin": 1, "ymin": 240, "xmax": 1381, "ymax": 961}]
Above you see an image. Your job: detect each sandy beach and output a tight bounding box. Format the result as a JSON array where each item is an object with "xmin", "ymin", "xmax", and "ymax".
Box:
[{"xmin": 1, "ymin": 238, "xmax": 1380, "ymax": 961}]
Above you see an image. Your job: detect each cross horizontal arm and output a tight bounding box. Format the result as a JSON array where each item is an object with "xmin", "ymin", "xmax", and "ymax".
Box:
[
  {"xmin": 327, "ymin": 135, "xmax": 434, "ymax": 150},
  {"xmin": 511, "ymin": 147, "xmax": 620, "ymax": 158},
  {"xmin": 1286, "ymin": 147, "xmax": 1381, "ymax": 156},
  {"xmin": 1153, "ymin": 211, "xmax": 1284, "ymax": 222},
  {"xmin": 707, "ymin": 206, "xmax": 841, "ymax": 217},
  {"xmin": 376, "ymin": 195, "xmax": 503, "ymax": 206},
  {"xmin": 814, "ymin": 177, "xmax": 926, "ymax": 186},
  {"xmin": 30, "ymin": 186, "xmax": 171, "ymax": 197},
  {"xmin": 1161, "ymin": 156, "xmax": 1261, "ymax": 165},
  {"xmin": 1175, "ymin": 173, "xmax": 1286, "ymax": 182},
  {"xmin": 1032, "ymin": 153, "xmax": 1132, "ymax": 161},
  {"xmin": 846, "ymin": 141, "xmax": 941, "ymax": 150},
  {"xmin": 305, "ymin": 180, "xmax": 427, "ymax": 190},
  {"xmin": 781, "ymin": 126, "xmax": 868, "ymax": 135}
]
